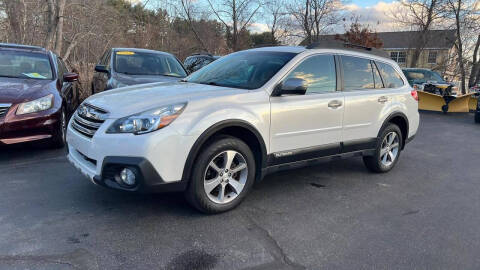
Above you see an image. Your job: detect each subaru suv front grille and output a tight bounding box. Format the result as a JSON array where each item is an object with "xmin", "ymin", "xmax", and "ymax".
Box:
[
  {"xmin": 72, "ymin": 103, "xmax": 108, "ymax": 138},
  {"xmin": 0, "ymin": 103, "xmax": 11, "ymax": 117}
]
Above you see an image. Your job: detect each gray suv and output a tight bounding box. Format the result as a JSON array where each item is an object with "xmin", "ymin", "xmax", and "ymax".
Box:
[{"xmin": 92, "ymin": 48, "xmax": 187, "ymax": 94}]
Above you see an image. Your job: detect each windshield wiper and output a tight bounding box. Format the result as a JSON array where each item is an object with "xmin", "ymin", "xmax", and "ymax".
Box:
[
  {"xmin": 0, "ymin": 75, "xmax": 21, "ymax": 79},
  {"xmin": 160, "ymin": 73, "xmax": 182, "ymax": 78}
]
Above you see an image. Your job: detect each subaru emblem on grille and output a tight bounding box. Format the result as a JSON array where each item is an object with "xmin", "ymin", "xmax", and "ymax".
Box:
[
  {"xmin": 73, "ymin": 103, "xmax": 109, "ymax": 138},
  {"xmin": 78, "ymin": 104, "xmax": 88, "ymax": 117},
  {"xmin": 77, "ymin": 103, "xmax": 108, "ymax": 121}
]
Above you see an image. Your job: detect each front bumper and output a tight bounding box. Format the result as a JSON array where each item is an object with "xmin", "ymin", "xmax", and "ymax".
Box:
[
  {"xmin": 0, "ymin": 106, "xmax": 61, "ymax": 145},
  {"xmin": 67, "ymin": 154, "xmax": 187, "ymax": 193},
  {"xmin": 66, "ymin": 119, "xmax": 195, "ymax": 193}
]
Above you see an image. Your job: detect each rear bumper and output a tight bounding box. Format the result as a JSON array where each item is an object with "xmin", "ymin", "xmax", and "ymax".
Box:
[{"xmin": 0, "ymin": 107, "xmax": 61, "ymax": 145}]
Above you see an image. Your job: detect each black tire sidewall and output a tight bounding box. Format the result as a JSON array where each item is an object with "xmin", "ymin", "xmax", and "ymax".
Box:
[
  {"xmin": 51, "ymin": 108, "xmax": 67, "ymax": 148},
  {"xmin": 187, "ymin": 136, "xmax": 256, "ymax": 213}
]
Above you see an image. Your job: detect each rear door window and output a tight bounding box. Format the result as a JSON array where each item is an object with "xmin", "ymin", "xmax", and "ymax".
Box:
[
  {"xmin": 376, "ymin": 62, "xmax": 405, "ymax": 88},
  {"xmin": 341, "ymin": 56, "xmax": 375, "ymax": 90}
]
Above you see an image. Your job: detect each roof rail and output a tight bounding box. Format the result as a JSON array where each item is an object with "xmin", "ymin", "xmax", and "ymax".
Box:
[
  {"xmin": 306, "ymin": 40, "xmax": 389, "ymax": 58},
  {"xmin": 0, "ymin": 43, "xmax": 45, "ymax": 51}
]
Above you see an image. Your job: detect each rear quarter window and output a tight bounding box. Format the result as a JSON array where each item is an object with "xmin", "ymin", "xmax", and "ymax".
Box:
[{"xmin": 376, "ymin": 62, "xmax": 405, "ymax": 88}]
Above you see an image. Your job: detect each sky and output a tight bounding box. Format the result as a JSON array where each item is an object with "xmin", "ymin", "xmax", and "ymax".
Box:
[
  {"xmin": 352, "ymin": 0, "xmax": 396, "ymax": 7},
  {"xmin": 134, "ymin": 0, "xmax": 416, "ymax": 34},
  {"xmin": 247, "ymin": 1, "xmax": 408, "ymax": 35}
]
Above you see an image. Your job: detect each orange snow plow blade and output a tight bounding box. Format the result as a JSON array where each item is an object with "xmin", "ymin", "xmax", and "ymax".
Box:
[
  {"xmin": 418, "ymin": 91, "xmax": 445, "ymax": 112},
  {"xmin": 469, "ymin": 95, "xmax": 478, "ymax": 111},
  {"xmin": 448, "ymin": 93, "xmax": 476, "ymax": 113}
]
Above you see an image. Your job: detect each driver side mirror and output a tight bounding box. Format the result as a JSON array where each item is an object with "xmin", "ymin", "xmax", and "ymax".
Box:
[
  {"xmin": 272, "ymin": 78, "xmax": 308, "ymax": 96},
  {"xmin": 95, "ymin": 65, "xmax": 109, "ymax": 74},
  {"xmin": 63, "ymin": 72, "xmax": 78, "ymax": 82}
]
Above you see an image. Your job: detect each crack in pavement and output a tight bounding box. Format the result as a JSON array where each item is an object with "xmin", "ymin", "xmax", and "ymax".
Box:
[
  {"xmin": 240, "ymin": 211, "xmax": 306, "ymax": 270},
  {"xmin": 0, "ymin": 248, "xmax": 98, "ymax": 270}
]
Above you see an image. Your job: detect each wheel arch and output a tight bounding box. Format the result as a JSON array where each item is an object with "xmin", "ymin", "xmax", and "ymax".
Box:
[
  {"xmin": 181, "ymin": 120, "xmax": 268, "ymax": 184},
  {"xmin": 380, "ymin": 112, "xmax": 409, "ymax": 149}
]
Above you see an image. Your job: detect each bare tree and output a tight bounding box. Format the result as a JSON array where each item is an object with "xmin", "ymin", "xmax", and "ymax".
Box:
[
  {"xmin": 391, "ymin": 0, "xmax": 445, "ymax": 67},
  {"xmin": 177, "ymin": 0, "xmax": 209, "ymax": 52},
  {"xmin": 207, "ymin": 0, "xmax": 261, "ymax": 51},
  {"xmin": 468, "ymin": 34, "xmax": 480, "ymax": 87},
  {"xmin": 335, "ymin": 17, "xmax": 383, "ymax": 48},
  {"xmin": 288, "ymin": 0, "xmax": 342, "ymax": 45},
  {"xmin": 262, "ymin": 0, "xmax": 288, "ymax": 44},
  {"xmin": 443, "ymin": 0, "xmax": 479, "ymax": 94},
  {"xmin": 2, "ymin": 0, "xmax": 27, "ymax": 43}
]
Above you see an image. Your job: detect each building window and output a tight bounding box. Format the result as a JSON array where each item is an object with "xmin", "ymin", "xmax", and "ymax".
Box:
[
  {"xmin": 390, "ymin": 51, "xmax": 406, "ymax": 64},
  {"xmin": 428, "ymin": 51, "xmax": 437, "ymax": 64}
]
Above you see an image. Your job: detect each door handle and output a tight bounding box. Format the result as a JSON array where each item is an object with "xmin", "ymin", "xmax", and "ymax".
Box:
[
  {"xmin": 378, "ymin": 96, "xmax": 389, "ymax": 103},
  {"xmin": 328, "ymin": 100, "xmax": 343, "ymax": 109}
]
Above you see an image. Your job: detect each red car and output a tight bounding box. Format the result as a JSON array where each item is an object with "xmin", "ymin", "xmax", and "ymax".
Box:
[{"xmin": 0, "ymin": 43, "xmax": 80, "ymax": 147}]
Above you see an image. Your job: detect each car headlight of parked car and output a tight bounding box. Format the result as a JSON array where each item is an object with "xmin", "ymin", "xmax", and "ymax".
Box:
[
  {"xmin": 107, "ymin": 103, "xmax": 187, "ymax": 135},
  {"xmin": 16, "ymin": 94, "xmax": 54, "ymax": 115}
]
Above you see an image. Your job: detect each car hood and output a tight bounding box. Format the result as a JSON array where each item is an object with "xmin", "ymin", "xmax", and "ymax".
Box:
[
  {"xmin": 85, "ymin": 81, "xmax": 248, "ymax": 118},
  {"xmin": 114, "ymin": 73, "xmax": 183, "ymax": 85},
  {"xmin": 0, "ymin": 77, "xmax": 54, "ymax": 104}
]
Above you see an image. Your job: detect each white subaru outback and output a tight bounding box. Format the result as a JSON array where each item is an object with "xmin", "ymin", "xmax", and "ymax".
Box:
[{"xmin": 67, "ymin": 43, "xmax": 419, "ymax": 213}]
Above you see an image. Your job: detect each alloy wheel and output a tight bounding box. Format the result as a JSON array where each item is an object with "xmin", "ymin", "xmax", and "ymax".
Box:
[
  {"xmin": 203, "ymin": 150, "xmax": 248, "ymax": 204},
  {"xmin": 380, "ymin": 131, "xmax": 400, "ymax": 167}
]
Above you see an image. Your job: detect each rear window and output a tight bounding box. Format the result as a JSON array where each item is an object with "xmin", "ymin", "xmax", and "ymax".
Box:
[
  {"xmin": 376, "ymin": 62, "xmax": 405, "ymax": 88},
  {"xmin": 402, "ymin": 69, "xmax": 444, "ymax": 84},
  {"xmin": 0, "ymin": 50, "xmax": 53, "ymax": 80}
]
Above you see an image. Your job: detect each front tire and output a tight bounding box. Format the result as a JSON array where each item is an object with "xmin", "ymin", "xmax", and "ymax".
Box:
[
  {"xmin": 185, "ymin": 136, "xmax": 256, "ymax": 214},
  {"xmin": 363, "ymin": 123, "xmax": 403, "ymax": 173},
  {"xmin": 51, "ymin": 108, "xmax": 67, "ymax": 148}
]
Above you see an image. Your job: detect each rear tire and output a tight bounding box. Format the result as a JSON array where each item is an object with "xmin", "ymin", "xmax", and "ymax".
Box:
[
  {"xmin": 363, "ymin": 123, "xmax": 403, "ymax": 173},
  {"xmin": 185, "ymin": 136, "xmax": 256, "ymax": 214},
  {"xmin": 475, "ymin": 111, "xmax": 480, "ymax": 123}
]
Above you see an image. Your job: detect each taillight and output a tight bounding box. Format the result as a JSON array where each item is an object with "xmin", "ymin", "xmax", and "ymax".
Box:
[{"xmin": 411, "ymin": 89, "xmax": 419, "ymax": 101}]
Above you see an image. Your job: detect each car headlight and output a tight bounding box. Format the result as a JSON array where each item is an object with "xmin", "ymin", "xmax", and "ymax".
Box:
[
  {"xmin": 106, "ymin": 103, "xmax": 187, "ymax": 134},
  {"xmin": 16, "ymin": 94, "xmax": 54, "ymax": 115}
]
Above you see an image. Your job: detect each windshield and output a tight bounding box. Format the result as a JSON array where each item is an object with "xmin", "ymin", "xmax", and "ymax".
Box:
[
  {"xmin": 185, "ymin": 51, "xmax": 297, "ymax": 89},
  {"xmin": 403, "ymin": 69, "xmax": 445, "ymax": 84},
  {"xmin": 0, "ymin": 50, "xmax": 53, "ymax": 80},
  {"xmin": 113, "ymin": 51, "xmax": 187, "ymax": 77}
]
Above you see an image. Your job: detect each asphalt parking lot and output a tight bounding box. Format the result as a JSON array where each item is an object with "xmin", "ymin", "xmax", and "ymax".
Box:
[{"xmin": 1, "ymin": 111, "xmax": 480, "ymax": 270}]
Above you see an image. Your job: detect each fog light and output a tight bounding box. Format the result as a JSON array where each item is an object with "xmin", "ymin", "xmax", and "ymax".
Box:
[{"xmin": 120, "ymin": 168, "xmax": 136, "ymax": 186}]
